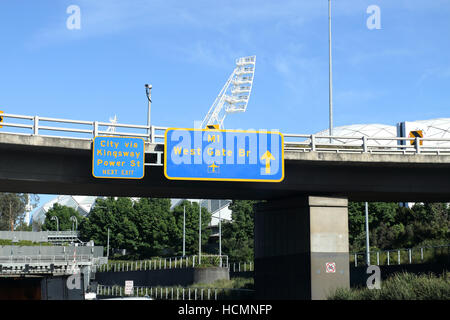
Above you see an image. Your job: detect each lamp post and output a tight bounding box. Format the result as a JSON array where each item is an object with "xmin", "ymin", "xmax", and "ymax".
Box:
[
  {"xmin": 145, "ymin": 84, "xmax": 152, "ymax": 141},
  {"xmin": 70, "ymin": 216, "xmax": 78, "ymax": 232},
  {"xmin": 51, "ymin": 216, "xmax": 59, "ymax": 232}
]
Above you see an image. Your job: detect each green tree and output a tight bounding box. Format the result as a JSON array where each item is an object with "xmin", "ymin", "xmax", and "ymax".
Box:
[
  {"xmin": 42, "ymin": 203, "xmax": 85, "ymax": 232},
  {"xmin": 132, "ymin": 198, "xmax": 176, "ymax": 257},
  {"xmin": 348, "ymin": 202, "xmax": 398, "ymax": 251},
  {"xmin": 79, "ymin": 197, "xmax": 139, "ymax": 258},
  {"xmin": 0, "ymin": 193, "xmax": 39, "ymax": 231},
  {"xmin": 171, "ymin": 200, "xmax": 211, "ymax": 257},
  {"xmin": 222, "ymin": 200, "xmax": 259, "ymax": 262},
  {"xmin": 348, "ymin": 202, "xmax": 450, "ymax": 251},
  {"xmin": 15, "ymin": 222, "xmax": 33, "ymax": 231}
]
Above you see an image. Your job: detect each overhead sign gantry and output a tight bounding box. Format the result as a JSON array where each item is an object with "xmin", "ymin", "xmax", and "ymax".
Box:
[
  {"xmin": 92, "ymin": 136, "xmax": 145, "ymax": 179},
  {"xmin": 164, "ymin": 128, "xmax": 284, "ymax": 182}
]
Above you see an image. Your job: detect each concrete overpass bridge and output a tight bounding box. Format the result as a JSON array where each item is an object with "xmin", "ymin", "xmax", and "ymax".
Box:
[{"xmin": 1, "ymin": 113, "xmax": 450, "ymax": 299}]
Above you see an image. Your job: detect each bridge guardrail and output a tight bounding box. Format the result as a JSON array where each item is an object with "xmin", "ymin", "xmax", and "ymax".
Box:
[{"xmin": 2, "ymin": 112, "xmax": 450, "ymax": 155}]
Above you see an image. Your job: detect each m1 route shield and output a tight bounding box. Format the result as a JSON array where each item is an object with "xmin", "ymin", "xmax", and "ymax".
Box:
[{"xmin": 164, "ymin": 128, "xmax": 284, "ymax": 182}]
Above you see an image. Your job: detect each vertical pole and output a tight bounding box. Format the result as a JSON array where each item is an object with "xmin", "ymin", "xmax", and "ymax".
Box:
[
  {"xmin": 387, "ymin": 251, "xmax": 390, "ymax": 265},
  {"xmin": 146, "ymin": 84, "xmax": 152, "ymax": 141},
  {"xmin": 365, "ymin": 202, "xmax": 370, "ymax": 266},
  {"xmin": 328, "ymin": 0, "xmax": 333, "ymax": 141},
  {"xmin": 219, "ymin": 210, "xmax": 222, "ymax": 267},
  {"xmin": 9, "ymin": 202, "xmax": 13, "ymax": 231},
  {"xmin": 183, "ymin": 205, "xmax": 186, "ymax": 257},
  {"xmin": 199, "ymin": 201, "xmax": 202, "ymax": 265},
  {"xmin": 107, "ymin": 228, "xmax": 110, "ymax": 259}
]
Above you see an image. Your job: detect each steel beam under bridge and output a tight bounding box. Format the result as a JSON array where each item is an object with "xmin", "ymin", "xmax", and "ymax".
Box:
[{"xmin": 1, "ymin": 133, "xmax": 450, "ymax": 201}]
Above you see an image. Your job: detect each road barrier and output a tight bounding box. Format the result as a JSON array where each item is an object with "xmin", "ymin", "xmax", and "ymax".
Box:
[{"xmin": 2, "ymin": 112, "xmax": 450, "ymax": 155}]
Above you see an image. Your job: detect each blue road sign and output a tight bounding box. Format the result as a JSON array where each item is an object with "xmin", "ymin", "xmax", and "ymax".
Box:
[
  {"xmin": 164, "ymin": 128, "xmax": 284, "ymax": 182},
  {"xmin": 92, "ymin": 136, "xmax": 145, "ymax": 179}
]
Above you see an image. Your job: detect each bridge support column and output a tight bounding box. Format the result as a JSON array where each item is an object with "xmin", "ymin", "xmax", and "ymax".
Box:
[{"xmin": 254, "ymin": 196, "xmax": 349, "ymax": 300}]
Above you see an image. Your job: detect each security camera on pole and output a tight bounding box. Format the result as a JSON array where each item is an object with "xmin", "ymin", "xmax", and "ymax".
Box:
[{"xmin": 145, "ymin": 84, "xmax": 152, "ymax": 141}]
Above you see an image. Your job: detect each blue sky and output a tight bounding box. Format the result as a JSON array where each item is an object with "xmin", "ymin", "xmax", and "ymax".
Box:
[{"xmin": 1, "ymin": 1, "xmax": 449, "ymax": 216}]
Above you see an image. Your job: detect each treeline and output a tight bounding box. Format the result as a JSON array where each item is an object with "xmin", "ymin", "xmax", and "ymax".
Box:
[
  {"xmin": 38, "ymin": 197, "xmax": 257, "ymax": 262},
  {"xmin": 349, "ymin": 202, "xmax": 449, "ymax": 252},
  {"xmin": 18, "ymin": 195, "xmax": 450, "ymax": 262},
  {"xmin": 42, "ymin": 197, "xmax": 211, "ymax": 260}
]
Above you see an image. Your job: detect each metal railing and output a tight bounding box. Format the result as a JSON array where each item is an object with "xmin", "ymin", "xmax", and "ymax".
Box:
[
  {"xmin": 96, "ymin": 254, "xmax": 229, "ymax": 273},
  {"xmin": 230, "ymin": 261, "xmax": 254, "ymax": 272},
  {"xmin": 0, "ymin": 113, "xmax": 166, "ymax": 143},
  {"xmin": 228, "ymin": 245, "xmax": 450, "ymax": 271},
  {"xmin": 47, "ymin": 231, "xmax": 80, "ymax": 237},
  {"xmin": 351, "ymin": 244, "xmax": 450, "ymax": 267},
  {"xmin": 96, "ymin": 284, "xmax": 254, "ymax": 300},
  {"xmin": 0, "ymin": 254, "xmax": 93, "ymax": 264},
  {"xmin": 2, "ymin": 112, "xmax": 450, "ymax": 155}
]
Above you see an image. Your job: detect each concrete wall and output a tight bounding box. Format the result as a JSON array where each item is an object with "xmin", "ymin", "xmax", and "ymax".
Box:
[
  {"xmin": 0, "ymin": 275, "xmax": 85, "ymax": 300},
  {"xmin": 95, "ymin": 267, "xmax": 229, "ymax": 287},
  {"xmin": 254, "ymin": 196, "xmax": 350, "ymax": 300},
  {"xmin": 2, "ymin": 133, "xmax": 450, "ymax": 201},
  {"xmin": 41, "ymin": 275, "xmax": 85, "ymax": 300},
  {"xmin": 0, "ymin": 231, "xmax": 48, "ymax": 242}
]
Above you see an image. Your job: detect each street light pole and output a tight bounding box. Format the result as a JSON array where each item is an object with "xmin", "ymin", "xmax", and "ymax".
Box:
[
  {"xmin": 51, "ymin": 216, "xmax": 59, "ymax": 232},
  {"xmin": 328, "ymin": 0, "xmax": 334, "ymax": 140},
  {"xmin": 70, "ymin": 216, "xmax": 78, "ymax": 232}
]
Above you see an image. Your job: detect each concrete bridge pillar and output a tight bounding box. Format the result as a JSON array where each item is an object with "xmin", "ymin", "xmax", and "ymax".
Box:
[{"xmin": 254, "ymin": 196, "xmax": 349, "ymax": 300}]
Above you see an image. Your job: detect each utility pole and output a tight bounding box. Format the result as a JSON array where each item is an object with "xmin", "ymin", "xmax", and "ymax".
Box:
[
  {"xmin": 183, "ymin": 205, "xmax": 186, "ymax": 257},
  {"xmin": 365, "ymin": 202, "xmax": 370, "ymax": 265},
  {"xmin": 9, "ymin": 202, "xmax": 13, "ymax": 231},
  {"xmin": 219, "ymin": 210, "xmax": 222, "ymax": 267},
  {"xmin": 199, "ymin": 201, "xmax": 202, "ymax": 265},
  {"xmin": 328, "ymin": 0, "xmax": 334, "ymax": 141},
  {"xmin": 145, "ymin": 84, "xmax": 152, "ymax": 141}
]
